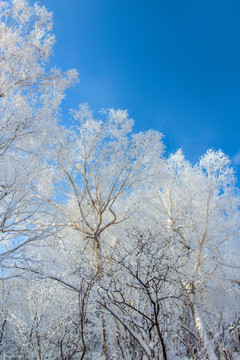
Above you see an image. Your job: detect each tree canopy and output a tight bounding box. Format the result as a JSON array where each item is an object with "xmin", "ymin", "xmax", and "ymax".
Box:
[{"xmin": 0, "ymin": 1, "xmax": 239, "ymax": 359}]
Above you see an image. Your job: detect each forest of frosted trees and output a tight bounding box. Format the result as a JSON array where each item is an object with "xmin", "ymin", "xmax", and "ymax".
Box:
[{"xmin": 0, "ymin": 1, "xmax": 239, "ymax": 359}]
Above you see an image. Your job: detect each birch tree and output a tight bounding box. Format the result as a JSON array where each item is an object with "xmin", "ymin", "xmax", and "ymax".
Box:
[
  {"xmin": 29, "ymin": 103, "xmax": 164, "ymax": 359},
  {"xmin": 149, "ymin": 149, "xmax": 240, "ymax": 358}
]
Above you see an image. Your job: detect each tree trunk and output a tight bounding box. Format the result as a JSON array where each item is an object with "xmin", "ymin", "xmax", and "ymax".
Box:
[{"xmin": 94, "ymin": 234, "xmax": 113, "ymax": 360}]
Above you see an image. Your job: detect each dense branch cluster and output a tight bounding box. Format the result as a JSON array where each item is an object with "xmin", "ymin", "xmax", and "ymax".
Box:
[{"xmin": 0, "ymin": 1, "xmax": 239, "ymax": 359}]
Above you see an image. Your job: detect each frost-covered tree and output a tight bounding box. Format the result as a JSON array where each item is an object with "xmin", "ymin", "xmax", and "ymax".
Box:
[
  {"xmin": 0, "ymin": 1, "xmax": 77, "ymax": 357},
  {"xmin": 0, "ymin": 0, "xmax": 77, "ymax": 267},
  {"xmin": 147, "ymin": 149, "xmax": 240, "ymax": 358},
  {"xmin": 27, "ymin": 104, "xmax": 164, "ymax": 359}
]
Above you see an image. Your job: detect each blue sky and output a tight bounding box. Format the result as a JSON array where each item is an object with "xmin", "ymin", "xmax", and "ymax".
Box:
[{"xmin": 34, "ymin": 0, "xmax": 240, "ymax": 172}]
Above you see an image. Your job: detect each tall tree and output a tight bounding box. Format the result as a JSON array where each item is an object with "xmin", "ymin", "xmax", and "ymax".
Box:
[
  {"xmin": 148, "ymin": 149, "xmax": 240, "ymax": 358},
  {"xmin": 0, "ymin": 2, "xmax": 77, "ymax": 357},
  {"xmin": 0, "ymin": 0, "xmax": 78, "ymax": 267},
  {"xmin": 29, "ymin": 103, "xmax": 164, "ymax": 359}
]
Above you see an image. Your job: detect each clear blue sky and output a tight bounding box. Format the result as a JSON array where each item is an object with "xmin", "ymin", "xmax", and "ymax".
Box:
[{"xmin": 34, "ymin": 0, "xmax": 240, "ymax": 172}]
